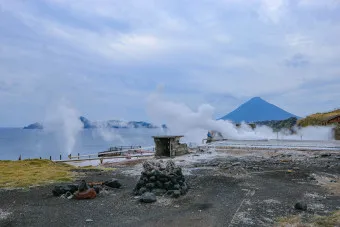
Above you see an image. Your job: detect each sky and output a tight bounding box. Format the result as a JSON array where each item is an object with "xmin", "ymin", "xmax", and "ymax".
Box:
[{"xmin": 0, "ymin": 0, "xmax": 340, "ymax": 127}]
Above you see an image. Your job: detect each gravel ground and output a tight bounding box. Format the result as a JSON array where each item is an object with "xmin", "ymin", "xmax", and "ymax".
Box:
[{"xmin": 0, "ymin": 149, "xmax": 339, "ymax": 227}]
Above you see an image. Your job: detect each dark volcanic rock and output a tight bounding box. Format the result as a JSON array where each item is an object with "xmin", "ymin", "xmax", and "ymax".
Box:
[
  {"xmin": 295, "ymin": 202, "xmax": 307, "ymax": 211},
  {"xmin": 93, "ymin": 186, "xmax": 101, "ymax": 194},
  {"xmin": 152, "ymin": 189, "xmax": 167, "ymax": 196},
  {"xmin": 138, "ymin": 187, "xmax": 148, "ymax": 195},
  {"xmin": 172, "ymin": 190, "xmax": 181, "ymax": 198},
  {"xmin": 134, "ymin": 160, "xmax": 188, "ymax": 198},
  {"xmin": 164, "ymin": 182, "xmax": 173, "ymax": 190},
  {"xmin": 52, "ymin": 185, "xmax": 78, "ymax": 196},
  {"xmin": 104, "ymin": 179, "xmax": 122, "ymax": 189},
  {"xmin": 173, "ymin": 184, "xmax": 180, "ymax": 190},
  {"xmin": 140, "ymin": 192, "xmax": 157, "ymax": 203},
  {"xmin": 155, "ymin": 181, "xmax": 163, "ymax": 188},
  {"xmin": 78, "ymin": 180, "xmax": 90, "ymax": 192},
  {"xmin": 146, "ymin": 183, "xmax": 155, "ymax": 189},
  {"xmin": 321, "ymin": 153, "xmax": 331, "ymax": 157},
  {"xmin": 149, "ymin": 176, "xmax": 156, "ymax": 182}
]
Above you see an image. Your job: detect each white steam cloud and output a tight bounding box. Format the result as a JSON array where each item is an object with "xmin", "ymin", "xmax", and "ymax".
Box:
[
  {"xmin": 43, "ymin": 99, "xmax": 83, "ymax": 155},
  {"xmin": 146, "ymin": 92, "xmax": 334, "ymax": 143},
  {"xmin": 92, "ymin": 128, "xmax": 125, "ymax": 143}
]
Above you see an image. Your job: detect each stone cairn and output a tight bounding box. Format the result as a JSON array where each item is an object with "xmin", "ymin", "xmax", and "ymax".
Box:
[{"xmin": 134, "ymin": 160, "xmax": 188, "ymax": 199}]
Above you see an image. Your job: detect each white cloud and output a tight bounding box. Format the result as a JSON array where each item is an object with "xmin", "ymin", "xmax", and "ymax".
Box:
[
  {"xmin": 258, "ymin": 0, "xmax": 286, "ymax": 23},
  {"xmin": 0, "ymin": 0, "xmax": 339, "ymax": 125}
]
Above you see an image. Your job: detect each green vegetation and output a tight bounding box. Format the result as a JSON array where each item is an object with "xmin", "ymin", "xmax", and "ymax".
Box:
[
  {"xmin": 298, "ymin": 109, "xmax": 340, "ymax": 127},
  {"xmin": 255, "ymin": 117, "xmax": 298, "ymax": 132},
  {"xmin": 0, "ymin": 159, "xmax": 74, "ymax": 188},
  {"xmin": 276, "ymin": 211, "xmax": 340, "ymax": 227}
]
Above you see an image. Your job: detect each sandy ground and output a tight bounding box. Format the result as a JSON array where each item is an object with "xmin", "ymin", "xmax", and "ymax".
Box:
[{"xmin": 0, "ymin": 148, "xmax": 340, "ymax": 227}]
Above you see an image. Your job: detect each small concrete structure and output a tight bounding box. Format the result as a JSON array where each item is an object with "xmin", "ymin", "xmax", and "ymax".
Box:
[{"xmin": 152, "ymin": 136, "xmax": 188, "ymax": 157}]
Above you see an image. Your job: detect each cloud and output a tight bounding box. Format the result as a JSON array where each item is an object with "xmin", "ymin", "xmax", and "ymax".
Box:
[
  {"xmin": 258, "ymin": 0, "xmax": 286, "ymax": 23},
  {"xmin": 0, "ymin": 0, "xmax": 339, "ymax": 126},
  {"xmin": 285, "ymin": 53, "xmax": 309, "ymax": 67}
]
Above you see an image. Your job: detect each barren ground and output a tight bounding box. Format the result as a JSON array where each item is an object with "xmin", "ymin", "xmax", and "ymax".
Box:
[{"xmin": 0, "ymin": 148, "xmax": 339, "ymax": 227}]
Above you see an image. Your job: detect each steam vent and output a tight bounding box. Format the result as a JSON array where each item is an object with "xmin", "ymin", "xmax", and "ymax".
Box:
[{"xmin": 152, "ymin": 135, "xmax": 188, "ymax": 157}]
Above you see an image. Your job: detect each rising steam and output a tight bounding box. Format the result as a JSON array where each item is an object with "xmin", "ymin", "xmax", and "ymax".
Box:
[
  {"xmin": 146, "ymin": 91, "xmax": 334, "ymax": 143},
  {"xmin": 43, "ymin": 99, "xmax": 83, "ymax": 155},
  {"xmin": 92, "ymin": 128, "xmax": 125, "ymax": 143}
]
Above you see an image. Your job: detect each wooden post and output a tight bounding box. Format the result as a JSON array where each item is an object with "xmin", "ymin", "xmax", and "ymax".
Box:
[
  {"xmin": 50, "ymin": 156, "xmax": 52, "ymax": 161},
  {"xmin": 78, "ymin": 153, "xmax": 80, "ymax": 160},
  {"xmin": 60, "ymin": 154, "xmax": 62, "ymax": 160},
  {"xmin": 18, "ymin": 155, "xmax": 21, "ymax": 161}
]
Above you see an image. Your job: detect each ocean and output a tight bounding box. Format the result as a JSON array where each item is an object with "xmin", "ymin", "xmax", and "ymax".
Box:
[
  {"xmin": 0, "ymin": 128, "xmax": 164, "ymax": 160},
  {"xmin": 1, "ymin": 128, "xmax": 340, "ymax": 161}
]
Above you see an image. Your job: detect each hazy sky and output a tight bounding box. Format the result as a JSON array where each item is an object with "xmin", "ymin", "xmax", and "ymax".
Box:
[{"xmin": 0, "ymin": 0, "xmax": 339, "ymax": 126}]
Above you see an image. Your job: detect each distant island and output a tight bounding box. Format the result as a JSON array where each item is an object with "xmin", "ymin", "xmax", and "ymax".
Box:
[
  {"xmin": 23, "ymin": 116, "xmax": 167, "ymax": 129},
  {"xmin": 23, "ymin": 122, "xmax": 44, "ymax": 129}
]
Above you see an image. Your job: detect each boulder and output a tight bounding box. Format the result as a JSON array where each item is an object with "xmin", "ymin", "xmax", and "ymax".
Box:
[
  {"xmin": 155, "ymin": 181, "xmax": 163, "ymax": 188},
  {"xmin": 93, "ymin": 186, "xmax": 101, "ymax": 194},
  {"xmin": 149, "ymin": 176, "xmax": 156, "ymax": 182},
  {"xmin": 52, "ymin": 184, "xmax": 78, "ymax": 197},
  {"xmin": 140, "ymin": 192, "xmax": 157, "ymax": 203},
  {"xmin": 295, "ymin": 202, "xmax": 307, "ymax": 211},
  {"xmin": 74, "ymin": 188, "xmax": 97, "ymax": 200},
  {"xmin": 104, "ymin": 179, "xmax": 122, "ymax": 189},
  {"xmin": 172, "ymin": 190, "xmax": 181, "ymax": 198},
  {"xmin": 164, "ymin": 181, "xmax": 173, "ymax": 190},
  {"xmin": 78, "ymin": 180, "xmax": 90, "ymax": 192},
  {"xmin": 137, "ymin": 180, "xmax": 145, "ymax": 187},
  {"xmin": 139, "ymin": 187, "xmax": 148, "ymax": 195},
  {"xmin": 146, "ymin": 183, "xmax": 155, "ymax": 189},
  {"xmin": 166, "ymin": 190, "xmax": 175, "ymax": 196}
]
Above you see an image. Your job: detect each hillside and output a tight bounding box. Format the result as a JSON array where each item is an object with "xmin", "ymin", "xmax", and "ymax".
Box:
[
  {"xmin": 298, "ymin": 109, "xmax": 340, "ymax": 127},
  {"xmin": 255, "ymin": 117, "xmax": 298, "ymax": 132},
  {"xmin": 220, "ymin": 97, "xmax": 298, "ymax": 123}
]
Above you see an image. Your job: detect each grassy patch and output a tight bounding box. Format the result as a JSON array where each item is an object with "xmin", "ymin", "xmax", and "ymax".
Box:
[
  {"xmin": 298, "ymin": 109, "xmax": 340, "ymax": 127},
  {"xmin": 276, "ymin": 211, "xmax": 340, "ymax": 227},
  {"xmin": 0, "ymin": 159, "xmax": 74, "ymax": 188}
]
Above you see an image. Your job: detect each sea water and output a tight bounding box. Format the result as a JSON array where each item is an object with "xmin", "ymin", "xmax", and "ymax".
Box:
[
  {"xmin": 1, "ymin": 128, "xmax": 339, "ymax": 160},
  {"xmin": 0, "ymin": 128, "xmax": 163, "ymax": 160}
]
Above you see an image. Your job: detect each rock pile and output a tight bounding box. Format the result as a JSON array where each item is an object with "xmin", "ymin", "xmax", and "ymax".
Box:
[{"xmin": 134, "ymin": 160, "xmax": 188, "ymax": 199}]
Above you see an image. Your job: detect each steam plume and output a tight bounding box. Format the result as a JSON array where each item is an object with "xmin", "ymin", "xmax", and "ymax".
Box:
[
  {"xmin": 146, "ymin": 92, "xmax": 334, "ymax": 143},
  {"xmin": 43, "ymin": 99, "xmax": 83, "ymax": 155}
]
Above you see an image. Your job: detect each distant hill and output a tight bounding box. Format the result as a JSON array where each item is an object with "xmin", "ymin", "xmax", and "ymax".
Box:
[
  {"xmin": 23, "ymin": 122, "xmax": 43, "ymax": 129},
  {"xmin": 254, "ymin": 117, "xmax": 298, "ymax": 132},
  {"xmin": 297, "ymin": 109, "xmax": 340, "ymax": 127},
  {"xmin": 219, "ymin": 97, "xmax": 299, "ymax": 123},
  {"xmin": 24, "ymin": 117, "xmax": 166, "ymax": 129}
]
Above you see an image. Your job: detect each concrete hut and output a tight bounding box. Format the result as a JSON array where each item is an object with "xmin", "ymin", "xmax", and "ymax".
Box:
[{"xmin": 152, "ymin": 136, "xmax": 188, "ymax": 157}]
